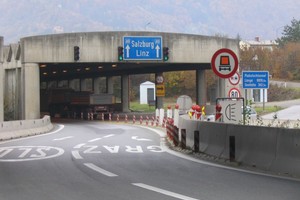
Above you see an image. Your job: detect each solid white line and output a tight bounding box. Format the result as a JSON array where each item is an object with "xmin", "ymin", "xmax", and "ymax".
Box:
[
  {"xmin": 88, "ymin": 138, "xmax": 102, "ymax": 143},
  {"xmin": 71, "ymin": 150, "xmax": 83, "ymax": 159},
  {"xmin": 84, "ymin": 163, "xmax": 118, "ymax": 177},
  {"xmin": 132, "ymin": 183, "xmax": 199, "ymax": 200},
  {"xmin": 53, "ymin": 136, "xmax": 73, "ymax": 141},
  {"xmin": 0, "ymin": 124, "xmax": 65, "ymax": 145}
]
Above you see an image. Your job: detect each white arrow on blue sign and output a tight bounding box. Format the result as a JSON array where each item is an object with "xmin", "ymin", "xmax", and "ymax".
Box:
[{"xmin": 123, "ymin": 36, "xmax": 162, "ymax": 60}]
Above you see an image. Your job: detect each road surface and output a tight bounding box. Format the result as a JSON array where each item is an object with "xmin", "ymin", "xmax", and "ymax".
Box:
[{"xmin": 0, "ymin": 120, "xmax": 299, "ymax": 200}]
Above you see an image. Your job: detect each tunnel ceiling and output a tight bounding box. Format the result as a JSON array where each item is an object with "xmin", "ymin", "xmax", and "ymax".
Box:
[{"xmin": 39, "ymin": 62, "xmax": 211, "ymax": 82}]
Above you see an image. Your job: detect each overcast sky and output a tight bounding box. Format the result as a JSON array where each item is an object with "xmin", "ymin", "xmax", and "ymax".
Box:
[{"xmin": 0, "ymin": 0, "xmax": 299, "ymax": 44}]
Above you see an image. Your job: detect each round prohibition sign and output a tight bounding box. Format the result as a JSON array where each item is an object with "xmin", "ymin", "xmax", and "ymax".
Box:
[
  {"xmin": 228, "ymin": 88, "xmax": 241, "ymax": 98},
  {"xmin": 228, "ymin": 72, "xmax": 240, "ymax": 85},
  {"xmin": 211, "ymin": 48, "xmax": 239, "ymax": 79}
]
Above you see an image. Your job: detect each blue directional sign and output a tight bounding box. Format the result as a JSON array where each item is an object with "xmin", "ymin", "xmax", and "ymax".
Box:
[
  {"xmin": 123, "ymin": 36, "xmax": 162, "ymax": 60},
  {"xmin": 242, "ymin": 71, "xmax": 269, "ymax": 89}
]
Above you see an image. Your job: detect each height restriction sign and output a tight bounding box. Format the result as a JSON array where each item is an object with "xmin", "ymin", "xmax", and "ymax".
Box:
[{"xmin": 211, "ymin": 48, "xmax": 239, "ymax": 79}]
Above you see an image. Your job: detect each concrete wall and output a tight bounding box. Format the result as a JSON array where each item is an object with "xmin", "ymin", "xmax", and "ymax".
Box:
[
  {"xmin": 177, "ymin": 116, "xmax": 300, "ymax": 177},
  {"xmin": 20, "ymin": 32, "xmax": 238, "ymax": 64},
  {"xmin": 0, "ymin": 115, "xmax": 53, "ymax": 140},
  {"xmin": 0, "ymin": 37, "xmax": 3, "ymax": 122}
]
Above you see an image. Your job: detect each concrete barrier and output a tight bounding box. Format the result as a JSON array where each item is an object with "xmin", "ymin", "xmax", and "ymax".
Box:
[
  {"xmin": 177, "ymin": 115, "xmax": 300, "ymax": 178},
  {"xmin": 271, "ymin": 128, "xmax": 300, "ymax": 176},
  {"xmin": 0, "ymin": 115, "xmax": 53, "ymax": 140}
]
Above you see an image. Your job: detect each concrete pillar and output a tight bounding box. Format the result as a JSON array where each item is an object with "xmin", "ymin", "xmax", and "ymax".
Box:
[
  {"xmin": 155, "ymin": 73, "xmax": 164, "ymax": 109},
  {"xmin": 69, "ymin": 79, "xmax": 80, "ymax": 91},
  {"xmin": 94, "ymin": 77, "xmax": 103, "ymax": 94},
  {"xmin": 121, "ymin": 74, "xmax": 130, "ymax": 112},
  {"xmin": 196, "ymin": 70, "xmax": 206, "ymax": 105},
  {"xmin": 80, "ymin": 79, "xmax": 88, "ymax": 91},
  {"xmin": 21, "ymin": 63, "xmax": 40, "ymax": 120},
  {"xmin": 0, "ymin": 37, "xmax": 3, "ymax": 121},
  {"xmin": 15, "ymin": 68, "xmax": 21, "ymax": 120},
  {"xmin": 107, "ymin": 76, "xmax": 114, "ymax": 94}
]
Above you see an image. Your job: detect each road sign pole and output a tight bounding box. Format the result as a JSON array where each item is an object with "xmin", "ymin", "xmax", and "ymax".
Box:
[{"xmin": 263, "ymin": 89, "xmax": 265, "ymax": 111}]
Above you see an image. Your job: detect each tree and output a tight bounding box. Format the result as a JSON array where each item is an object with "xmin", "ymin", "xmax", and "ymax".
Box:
[{"xmin": 277, "ymin": 18, "xmax": 300, "ymax": 46}]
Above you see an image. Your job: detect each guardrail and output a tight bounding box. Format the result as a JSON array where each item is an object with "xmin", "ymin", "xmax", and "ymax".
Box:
[
  {"xmin": 0, "ymin": 115, "xmax": 53, "ymax": 141},
  {"xmin": 167, "ymin": 115, "xmax": 300, "ymax": 178}
]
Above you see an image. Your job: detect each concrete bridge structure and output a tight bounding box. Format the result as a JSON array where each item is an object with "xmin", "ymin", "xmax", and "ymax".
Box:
[{"xmin": 0, "ymin": 32, "xmax": 239, "ymax": 121}]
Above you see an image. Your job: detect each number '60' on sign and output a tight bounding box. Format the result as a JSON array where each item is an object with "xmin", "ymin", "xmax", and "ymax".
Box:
[{"xmin": 228, "ymin": 88, "xmax": 241, "ymax": 98}]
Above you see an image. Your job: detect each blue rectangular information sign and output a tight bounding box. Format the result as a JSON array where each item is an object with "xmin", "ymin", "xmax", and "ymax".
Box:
[
  {"xmin": 242, "ymin": 71, "xmax": 269, "ymax": 89},
  {"xmin": 123, "ymin": 36, "xmax": 162, "ymax": 60}
]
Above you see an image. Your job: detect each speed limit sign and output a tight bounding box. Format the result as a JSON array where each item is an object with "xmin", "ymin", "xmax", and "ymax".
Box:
[{"xmin": 228, "ymin": 88, "xmax": 241, "ymax": 98}]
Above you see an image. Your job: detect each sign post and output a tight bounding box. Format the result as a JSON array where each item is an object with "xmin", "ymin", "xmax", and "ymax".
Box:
[
  {"xmin": 242, "ymin": 71, "xmax": 269, "ymax": 109},
  {"xmin": 211, "ymin": 48, "xmax": 239, "ymax": 98},
  {"xmin": 216, "ymin": 98, "xmax": 244, "ymax": 124},
  {"xmin": 123, "ymin": 36, "xmax": 162, "ymax": 60},
  {"xmin": 211, "ymin": 48, "xmax": 239, "ymax": 79}
]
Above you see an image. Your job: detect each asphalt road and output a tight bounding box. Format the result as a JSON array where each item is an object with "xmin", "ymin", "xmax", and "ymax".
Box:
[{"xmin": 0, "ymin": 120, "xmax": 300, "ymax": 200}]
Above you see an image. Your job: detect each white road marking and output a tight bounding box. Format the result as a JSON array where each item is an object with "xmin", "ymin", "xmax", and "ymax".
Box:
[
  {"xmin": 53, "ymin": 136, "xmax": 73, "ymax": 141},
  {"xmin": 103, "ymin": 134, "xmax": 114, "ymax": 138},
  {"xmin": 131, "ymin": 136, "xmax": 152, "ymax": 141},
  {"xmin": 73, "ymin": 143, "xmax": 86, "ymax": 149},
  {"xmin": 83, "ymin": 146, "xmax": 101, "ymax": 154},
  {"xmin": 88, "ymin": 138, "xmax": 102, "ymax": 143},
  {"xmin": 0, "ymin": 124, "xmax": 65, "ymax": 145},
  {"xmin": 0, "ymin": 146, "xmax": 64, "ymax": 162},
  {"xmin": 132, "ymin": 183, "xmax": 199, "ymax": 200},
  {"xmin": 84, "ymin": 163, "xmax": 118, "ymax": 177},
  {"xmin": 71, "ymin": 150, "xmax": 83, "ymax": 159},
  {"xmin": 87, "ymin": 134, "xmax": 114, "ymax": 143}
]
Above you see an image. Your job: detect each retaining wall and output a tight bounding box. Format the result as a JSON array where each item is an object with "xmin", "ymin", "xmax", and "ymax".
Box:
[
  {"xmin": 0, "ymin": 115, "xmax": 53, "ymax": 140},
  {"xmin": 176, "ymin": 115, "xmax": 300, "ymax": 178}
]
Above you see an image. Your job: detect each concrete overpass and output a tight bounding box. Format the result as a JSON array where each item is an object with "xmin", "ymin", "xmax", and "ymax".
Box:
[{"xmin": 0, "ymin": 31, "xmax": 239, "ymax": 121}]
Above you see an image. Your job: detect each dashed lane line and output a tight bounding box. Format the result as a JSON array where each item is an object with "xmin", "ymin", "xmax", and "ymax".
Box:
[
  {"xmin": 84, "ymin": 163, "xmax": 118, "ymax": 177},
  {"xmin": 53, "ymin": 136, "xmax": 73, "ymax": 141},
  {"xmin": 88, "ymin": 138, "xmax": 102, "ymax": 143},
  {"xmin": 132, "ymin": 183, "xmax": 199, "ymax": 200},
  {"xmin": 103, "ymin": 134, "xmax": 115, "ymax": 138}
]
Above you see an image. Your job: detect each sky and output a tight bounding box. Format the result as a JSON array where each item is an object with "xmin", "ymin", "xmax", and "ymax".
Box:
[{"xmin": 0, "ymin": 0, "xmax": 300, "ymax": 44}]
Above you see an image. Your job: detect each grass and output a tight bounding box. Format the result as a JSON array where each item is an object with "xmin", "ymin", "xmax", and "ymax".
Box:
[
  {"xmin": 130, "ymin": 101, "xmax": 156, "ymax": 112},
  {"xmin": 129, "ymin": 99, "xmax": 180, "ymax": 112},
  {"xmin": 255, "ymin": 106, "xmax": 282, "ymax": 116}
]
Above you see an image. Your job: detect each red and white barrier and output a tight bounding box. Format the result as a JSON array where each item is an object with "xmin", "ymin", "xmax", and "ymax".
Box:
[
  {"xmin": 140, "ymin": 116, "xmax": 143, "ymax": 125},
  {"xmin": 151, "ymin": 116, "xmax": 155, "ymax": 126},
  {"xmin": 133, "ymin": 115, "xmax": 136, "ymax": 124}
]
